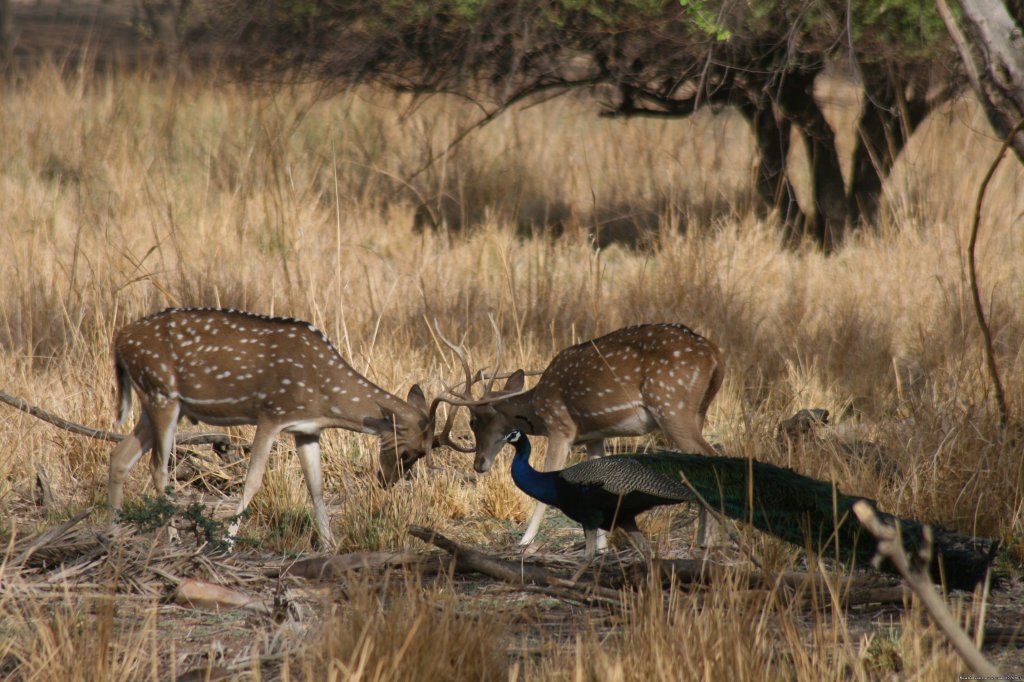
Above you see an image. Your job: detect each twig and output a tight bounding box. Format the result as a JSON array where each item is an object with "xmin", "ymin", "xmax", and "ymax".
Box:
[
  {"xmin": 408, "ymin": 525, "xmax": 620, "ymax": 603},
  {"xmin": 10, "ymin": 508, "xmax": 93, "ymax": 568},
  {"xmin": 964, "ymin": 117, "xmax": 1024, "ymax": 429},
  {"xmin": 852, "ymin": 501, "xmax": 998, "ymax": 677},
  {"xmin": 0, "ymin": 389, "xmax": 125, "ymax": 441},
  {"xmin": 0, "ymin": 389, "xmax": 241, "ymax": 450}
]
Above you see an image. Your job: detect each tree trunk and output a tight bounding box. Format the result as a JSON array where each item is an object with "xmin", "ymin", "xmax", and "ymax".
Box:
[
  {"xmin": 939, "ymin": 0, "xmax": 1024, "ymax": 162},
  {"xmin": 738, "ymin": 95, "xmax": 805, "ymax": 241},
  {"xmin": 849, "ymin": 65, "xmax": 934, "ymax": 225},
  {"xmin": 777, "ymin": 69, "xmax": 848, "ymax": 251},
  {"xmin": 0, "ymin": 0, "xmax": 13, "ymax": 64}
]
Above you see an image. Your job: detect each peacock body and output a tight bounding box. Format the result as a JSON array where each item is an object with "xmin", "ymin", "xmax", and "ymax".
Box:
[
  {"xmin": 505, "ymin": 430, "xmax": 996, "ymax": 590},
  {"xmin": 507, "ymin": 430, "xmax": 694, "ymax": 561},
  {"xmin": 620, "ymin": 449, "xmax": 998, "ymax": 590}
]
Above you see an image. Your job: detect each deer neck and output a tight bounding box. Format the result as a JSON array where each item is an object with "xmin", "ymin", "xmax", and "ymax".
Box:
[
  {"xmin": 312, "ymin": 359, "xmax": 418, "ymax": 436},
  {"xmin": 494, "ymin": 388, "xmax": 546, "ymax": 436},
  {"xmin": 362, "ymin": 387, "xmax": 421, "ymax": 435}
]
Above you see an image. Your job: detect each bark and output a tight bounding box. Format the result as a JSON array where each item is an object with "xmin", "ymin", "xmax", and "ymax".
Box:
[
  {"xmin": 849, "ymin": 66, "xmax": 934, "ymax": 225},
  {"xmin": 776, "ymin": 69, "xmax": 848, "ymax": 251},
  {"xmin": 0, "ymin": 0, "xmax": 12, "ymax": 63},
  {"xmin": 939, "ymin": 0, "xmax": 1024, "ymax": 162},
  {"xmin": 738, "ymin": 95, "xmax": 805, "ymax": 239}
]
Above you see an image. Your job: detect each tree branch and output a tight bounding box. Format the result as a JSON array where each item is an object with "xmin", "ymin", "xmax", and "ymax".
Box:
[
  {"xmin": 966, "ymin": 116, "xmax": 1024, "ymax": 429},
  {"xmin": 0, "ymin": 389, "xmax": 239, "ymax": 451},
  {"xmin": 599, "ymin": 83, "xmax": 738, "ymax": 119},
  {"xmin": 852, "ymin": 501, "xmax": 998, "ymax": 677},
  {"xmin": 408, "ymin": 524, "xmax": 621, "ymax": 603}
]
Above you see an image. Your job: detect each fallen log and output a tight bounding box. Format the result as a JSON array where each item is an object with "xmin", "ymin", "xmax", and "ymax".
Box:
[
  {"xmin": 408, "ymin": 525, "xmax": 622, "ymax": 603},
  {"xmin": 278, "ymin": 552, "xmax": 452, "ymax": 580}
]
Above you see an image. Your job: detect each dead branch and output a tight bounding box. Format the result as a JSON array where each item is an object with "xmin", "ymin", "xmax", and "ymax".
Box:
[
  {"xmin": 852, "ymin": 500, "xmax": 998, "ymax": 677},
  {"xmin": 408, "ymin": 525, "xmax": 621, "ymax": 603},
  {"xmin": 965, "ymin": 117, "xmax": 1024, "ymax": 429},
  {"xmin": 278, "ymin": 552, "xmax": 452, "ymax": 580},
  {"xmin": 0, "ymin": 388, "xmax": 241, "ymax": 451},
  {"xmin": 9, "ymin": 508, "xmax": 93, "ymax": 568}
]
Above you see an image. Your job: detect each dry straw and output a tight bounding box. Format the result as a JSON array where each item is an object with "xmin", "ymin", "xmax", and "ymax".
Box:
[{"xmin": 1, "ymin": 61, "xmax": 1022, "ymax": 679}]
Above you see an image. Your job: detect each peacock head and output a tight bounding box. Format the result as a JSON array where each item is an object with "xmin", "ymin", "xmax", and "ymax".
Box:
[{"xmin": 502, "ymin": 428, "xmax": 526, "ymax": 446}]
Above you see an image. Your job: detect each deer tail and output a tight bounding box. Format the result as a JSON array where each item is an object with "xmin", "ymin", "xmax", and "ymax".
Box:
[{"xmin": 115, "ymin": 356, "xmax": 133, "ymax": 426}]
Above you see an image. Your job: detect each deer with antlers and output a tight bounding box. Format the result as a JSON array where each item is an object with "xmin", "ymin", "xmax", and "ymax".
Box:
[
  {"xmin": 107, "ymin": 307, "xmax": 446, "ymax": 547},
  {"xmin": 436, "ymin": 321, "xmax": 725, "ymax": 548}
]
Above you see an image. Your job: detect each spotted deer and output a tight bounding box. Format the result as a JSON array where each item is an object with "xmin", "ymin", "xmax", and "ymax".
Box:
[
  {"xmin": 107, "ymin": 307, "xmax": 443, "ymax": 547},
  {"xmin": 437, "ymin": 322, "xmax": 724, "ymax": 547}
]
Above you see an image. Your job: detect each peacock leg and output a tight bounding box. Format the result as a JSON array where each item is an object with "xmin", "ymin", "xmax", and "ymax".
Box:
[
  {"xmin": 616, "ymin": 518, "xmax": 652, "ymax": 563},
  {"xmin": 570, "ymin": 527, "xmax": 600, "ymax": 583}
]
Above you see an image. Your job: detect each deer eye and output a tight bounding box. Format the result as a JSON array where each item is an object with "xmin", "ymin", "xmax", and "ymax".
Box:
[{"xmin": 469, "ymin": 416, "xmax": 479, "ymax": 429}]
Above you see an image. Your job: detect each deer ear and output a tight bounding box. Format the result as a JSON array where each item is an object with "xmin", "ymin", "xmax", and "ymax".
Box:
[
  {"xmin": 503, "ymin": 370, "xmax": 525, "ymax": 393},
  {"xmin": 406, "ymin": 384, "xmax": 427, "ymax": 411},
  {"xmin": 363, "ymin": 407, "xmax": 397, "ymax": 433}
]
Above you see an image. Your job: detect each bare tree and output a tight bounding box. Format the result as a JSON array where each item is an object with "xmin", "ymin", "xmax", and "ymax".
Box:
[
  {"xmin": 937, "ymin": 0, "xmax": 1024, "ymax": 161},
  {"xmin": 0, "ymin": 0, "xmax": 13, "ymax": 64},
  {"xmin": 210, "ymin": 1, "xmax": 960, "ymax": 250}
]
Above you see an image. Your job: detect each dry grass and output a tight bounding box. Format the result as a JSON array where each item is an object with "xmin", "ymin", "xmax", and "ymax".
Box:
[{"xmin": 1, "ymin": 58, "xmax": 1023, "ymax": 679}]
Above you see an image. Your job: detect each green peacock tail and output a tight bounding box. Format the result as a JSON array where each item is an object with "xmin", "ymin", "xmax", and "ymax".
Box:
[{"xmin": 604, "ymin": 451, "xmax": 997, "ymax": 591}]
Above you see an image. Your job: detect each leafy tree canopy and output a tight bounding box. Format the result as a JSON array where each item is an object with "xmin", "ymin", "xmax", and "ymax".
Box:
[{"xmin": 211, "ymin": 0, "xmax": 960, "ymax": 248}]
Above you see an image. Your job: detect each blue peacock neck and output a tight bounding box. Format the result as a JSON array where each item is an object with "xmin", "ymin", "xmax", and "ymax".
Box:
[{"xmin": 508, "ymin": 434, "xmax": 560, "ymax": 506}]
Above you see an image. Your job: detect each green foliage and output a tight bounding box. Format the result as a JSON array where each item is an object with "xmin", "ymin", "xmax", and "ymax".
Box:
[
  {"xmin": 680, "ymin": 0, "xmax": 732, "ymax": 40},
  {"xmin": 225, "ymin": 0, "xmax": 953, "ymax": 71},
  {"xmin": 263, "ymin": 508, "xmax": 314, "ymax": 552},
  {"xmin": 117, "ymin": 496, "xmax": 239, "ymax": 552},
  {"xmin": 117, "ymin": 495, "xmax": 179, "ymax": 533},
  {"xmin": 863, "ymin": 628, "xmax": 904, "ymax": 676},
  {"xmin": 850, "ymin": 0, "xmax": 948, "ymax": 58}
]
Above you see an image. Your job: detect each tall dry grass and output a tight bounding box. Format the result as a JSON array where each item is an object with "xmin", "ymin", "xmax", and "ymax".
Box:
[{"xmin": 1, "ymin": 60, "xmax": 1022, "ymax": 679}]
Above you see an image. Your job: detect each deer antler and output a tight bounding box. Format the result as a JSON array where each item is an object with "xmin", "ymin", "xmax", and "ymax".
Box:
[
  {"xmin": 432, "ymin": 319, "xmax": 479, "ymax": 401},
  {"xmin": 429, "ymin": 397, "xmax": 476, "ymax": 453},
  {"xmin": 484, "ymin": 314, "xmax": 503, "ymax": 394},
  {"xmin": 430, "ymin": 320, "xmax": 482, "ymax": 454},
  {"xmin": 429, "ymin": 318, "xmax": 539, "ymax": 451}
]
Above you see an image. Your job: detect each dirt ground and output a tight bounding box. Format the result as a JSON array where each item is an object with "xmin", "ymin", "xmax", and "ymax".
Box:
[{"xmin": 4, "ymin": 472, "xmax": 1024, "ymax": 679}]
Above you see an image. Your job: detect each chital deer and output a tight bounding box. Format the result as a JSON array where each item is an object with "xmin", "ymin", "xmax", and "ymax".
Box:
[
  {"xmin": 437, "ymin": 322, "xmax": 724, "ymax": 547},
  {"xmin": 107, "ymin": 307, "xmax": 443, "ymax": 547}
]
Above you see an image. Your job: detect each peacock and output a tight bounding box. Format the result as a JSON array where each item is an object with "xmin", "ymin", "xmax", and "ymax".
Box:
[
  {"xmin": 503, "ymin": 429, "xmax": 997, "ymax": 590},
  {"xmin": 506, "ymin": 429, "xmax": 696, "ymax": 566}
]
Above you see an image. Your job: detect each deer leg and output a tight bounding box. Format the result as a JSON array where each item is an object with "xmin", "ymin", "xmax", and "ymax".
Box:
[
  {"xmin": 520, "ymin": 504, "xmax": 548, "ymax": 548},
  {"xmin": 145, "ymin": 400, "xmax": 181, "ymax": 500},
  {"xmin": 227, "ymin": 422, "xmax": 283, "ymax": 541},
  {"xmin": 584, "ymin": 440, "xmax": 609, "ymax": 552},
  {"xmin": 107, "ymin": 414, "xmax": 155, "ymax": 523},
  {"xmin": 519, "ymin": 433, "xmax": 572, "ymax": 547},
  {"xmin": 655, "ymin": 415, "xmax": 722, "ymax": 548},
  {"xmin": 294, "ymin": 432, "xmax": 335, "ymax": 549}
]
